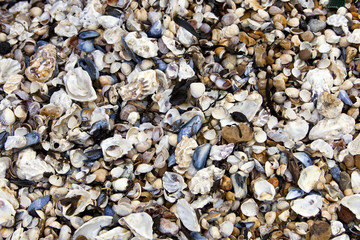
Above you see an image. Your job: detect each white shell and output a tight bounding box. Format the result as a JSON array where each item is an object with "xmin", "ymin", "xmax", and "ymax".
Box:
[
  {"xmin": 162, "ymin": 172, "xmax": 187, "ymax": 193},
  {"xmin": 347, "ymin": 29, "xmax": 360, "ymax": 44},
  {"xmin": 340, "ymin": 194, "xmax": 360, "ymax": 219},
  {"xmin": 0, "ymin": 198, "xmax": 15, "ymax": 227},
  {"xmin": 298, "ymin": 165, "xmax": 321, "ymax": 193},
  {"xmin": 189, "ymin": 166, "xmax": 225, "ymax": 195},
  {"xmin": 124, "ymin": 32, "xmax": 159, "ymax": 58},
  {"xmin": 161, "ymin": 36, "xmax": 185, "ymax": 55},
  {"xmin": 54, "ymin": 20, "xmax": 78, "ymax": 37},
  {"xmin": 210, "ymin": 143, "xmax": 234, "ymax": 161},
  {"xmin": 291, "ymin": 195, "xmax": 323, "ymax": 217},
  {"xmin": 351, "ymin": 171, "xmax": 360, "ymax": 194},
  {"xmin": 177, "ymin": 199, "xmax": 200, "ymax": 232},
  {"xmin": 253, "ymin": 179, "xmax": 276, "ymax": 201},
  {"xmin": 101, "ymin": 134, "xmax": 132, "ymax": 161},
  {"xmin": 120, "ymin": 212, "xmax": 153, "ymax": 240},
  {"xmin": 98, "ymin": 15, "xmax": 120, "ymax": 29},
  {"xmin": 347, "ymin": 133, "xmax": 360, "ymax": 155},
  {"xmin": 284, "ymin": 118, "xmax": 309, "ymax": 142},
  {"xmin": 175, "ymin": 136, "xmax": 198, "ymax": 169},
  {"xmin": 240, "ymin": 199, "xmax": 259, "ymax": 217},
  {"xmin": 64, "ymin": 67, "xmax": 97, "ymax": 102},
  {"xmin": 327, "ymin": 14, "xmax": 348, "ymax": 27},
  {"xmin": 0, "ymin": 58, "xmax": 21, "ymax": 84},
  {"xmin": 16, "ymin": 148, "xmax": 55, "ymax": 181},
  {"xmin": 310, "ymin": 139, "xmax": 334, "ymax": 158},
  {"xmin": 309, "ymin": 113, "xmax": 355, "ymax": 141},
  {"xmin": 73, "ymin": 216, "xmax": 113, "ymax": 240},
  {"xmin": 96, "ymin": 227, "xmax": 132, "ymax": 240},
  {"xmin": 178, "ymin": 58, "xmax": 195, "ymax": 81}
]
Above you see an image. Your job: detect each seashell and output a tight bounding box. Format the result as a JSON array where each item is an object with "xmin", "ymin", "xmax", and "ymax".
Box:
[
  {"xmin": 317, "ymin": 92, "xmax": 343, "ymax": 118},
  {"xmin": 27, "ymin": 196, "xmax": 50, "ymax": 215},
  {"xmin": 25, "ymin": 44, "xmax": 56, "ymax": 83},
  {"xmin": 78, "ymin": 40, "xmax": 95, "ymax": 53},
  {"xmin": 231, "ymin": 171, "xmax": 248, "ymax": 200},
  {"xmin": 162, "ymin": 172, "xmax": 187, "ymax": 193},
  {"xmin": 3, "ymin": 74, "xmax": 23, "ymax": 94},
  {"xmin": 177, "ymin": 115, "xmax": 203, "ymax": 143},
  {"xmin": 327, "ymin": 14, "xmax": 348, "ymax": 27},
  {"xmin": 100, "ymin": 134, "xmax": 132, "ymax": 161},
  {"xmin": 241, "ymin": 199, "xmax": 259, "ymax": 217},
  {"xmin": 103, "ymin": 26, "xmax": 125, "ymax": 45},
  {"xmin": 309, "ymin": 113, "xmax": 355, "ymax": 141},
  {"xmin": 310, "ymin": 139, "xmax": 333, "ymax": 158},
  {"xmin": 73, "ymin": 216, "xmax": 113, "ymax": 239},
  {"xmin": 189, "ymin": 166, "xmax": 225, "ymax": 194},
  {"xmin": 161, "ymin": 35, "xmax": 185, "ymax": 55},
  {"xmin": 159, "ymin": 218, "xmax": 179, "ymax": 236},
  {"xmin": 119, "ymin": 70, "xmax": 159, "ymax": 101},
  {"xmin": 340, "ymin": 194, "xmax": 360, "ymax": 219},
  {"xmin": 284, "ymin": 118, "xmax": 309, "ymax": 142},
  {"xmin": 193, "ymin": 144, "xmax": 211, "ymax": 170},
  {"xmin": 0, "ymin": 198, "xmax": 15, "ymax": 227},
  {"xmin": 190, "ymin": 82, "xmax": 205, "ymax": 99},
  {"xmin": 253, "ymin": 179, "xmax": 276, "ymax": 201},
  {"xmin": 347, "ymin": 29, "xmax": 360, "ymax": 44},
  {"xmin": 209, "ymin": 73, "xmax": 232, "ymax": 90},
  {"xmin": 98, "ymin": 15, "xmax": 120, "ymax": 29},
  {"xmin": 330, "ymin": 166, "xmax": 341, "ymax": 183},
  {"xmin": 285, "ymin": 189, "xmax": 305, "ymax": 200},
  {"xmin": 291, "ymin": 195, "xmax": 323, "ymax": 217},
  {"xmin": 120, "ymin": 212, "xmax": 153, "ymax": 240},
  {"xmin": 178, "ymin": 58, "xmax": 195, "ymax": 81},
  {"xmin": 4, "ymin": 136, "xmax": 27, "ymax": 150},
  {"xmin": 147, "ymin": 20, "xmax": 163, "ymax": 38},
  {"xmin": 297, "ymin": 165, "xmax": 321, "ymax": 193},
  {"xmin": 209, "ymin": 143, "xmax": 234, "ymax": 161},
  {"xmin": 175, "ymin": 136, "xmax": 198, "ymax": 169},
  {"xmin": 293, "ymin": 152, "xmax": 312, "ymax": 167},
  {"xmin": 338, "ymin": 90, "xmax": 353, "ymax": 106},
  {"xmin": 54, "ymin": 21, "xmax": 78, "ymax": 37},
  {"xmin": 124, "ymin": 32, "xmax": 159, "ymax": 58},
  {"xmin": 177, "ymin": 199, "xmax": 200, "ymax": 232},
  {"xmin": 0, "ymin": 58, "xmax": 21, "ymax": 84},
  {"xmin": 96, "ymin": 227, "xmax": 132, "ymax": 240},
  {"xmin": 78, "ymin": 56, "xmax": 99, "ymax": 81},
  {"xmin": 63, "ymin": 67, "xmax": 97, "ymax": 102},
  {"xmin": 303, "ymin": 68, "xmax": 333, "ymax": 100},
  {"xmin": 78, "ymin": 30, "xmax": 100, "ymax": 40},
  {"xmin": 79, "ymin": 0, "xmax": 102, "ymax": 29},
  {"xmin": 16, "ymin": 148, "xmax": 54, "ymax": 181},
  {"xmin": 61, "ymin": 189, "xmax": 93, "ymax": 218}
]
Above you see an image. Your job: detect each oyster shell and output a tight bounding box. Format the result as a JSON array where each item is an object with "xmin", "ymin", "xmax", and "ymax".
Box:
[
  {"xmin": 0, "ymin": 58, "xmax": 21, "ymax": 84},
  {"xmin": 25, "ymin": 44, "xmax": 57, "ymax": 83},
  {"xmin": 63, "ymin": 67, "xmax": 97, "ymax": 102},
  {"xmin": 124, "ymin": 32, "xmax": 159, "ymax": 58},
  {"xmin": 291, "ymin": 195, "xmax": 323, "ymax": 217},
  {"xmin": 189, "ymin": 166, "xmax": 225, "ymax": 194},
  {"xmin": 16, "ymin": 148, "xmax": 54, "ymax": 181},
  {"xmin": 340, "ymin": 194, "xmax": 360, "ymax": 219},
  {"xmin": 253, "ymin": 179, "xmax": 276, "ymax": 201},
  {"xmin": 297, "ymin": 165, "xmax": 321, "ymax": 193},
  {"xmin": 241, "ymin": 199, "xmax": 259, "ymax": 217},
  {"xmin": 175, "ymin": 136, "xmax": 198, "ymax": 169},
  {"xmin": 177, "ymin": 199, "xmax": 200, "ymax": 232},
  {"xmin": 120, "ymin": 212, "xmax": 153, "ymax": 240},
  {"xmin": 0, "ymin": 198, "xmax": 15, "ymax": 227},
  {"xmin": 162, "ymin": 172, "xmax": 187, "ymax": 193},
  {"xmin": 100, "ymin": 134, "xmax": 132, "ymax": 161},
  {"xmin": 73, "ymin": 216, "xmax": 113, "ymax": 239},
  {"xmin": 118, "ymin": 70, "xmax": 160, "ymax": 101}
]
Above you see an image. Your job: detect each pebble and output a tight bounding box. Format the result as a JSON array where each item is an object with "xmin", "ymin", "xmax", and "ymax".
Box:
[
  {"xmin": 221, "ymin": 123, "xmax": 254, "ymax": 143},
  {"xmin": 190, "ymin": 82, "xmax": 205, "ymax": 98},
  {"xmin": 309, "ymin": 19, "xmax": 326, "ymax": 32}
]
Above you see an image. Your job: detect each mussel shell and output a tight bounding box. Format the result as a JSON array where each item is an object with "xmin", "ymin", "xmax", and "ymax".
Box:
[
  {"xmin": 79, "ymin": 57, "xmax": 99, "ymax": 80},
  {"xmin": 177, "ymin": 115, "xmax": 203, "ymax": 143},
  {"xmin": 78, "ymin": 30, "xmax": 100, "ymax": 40},
  {"xmin": 192, "ymin": 144, "xmax": 211, "ymax": 170},
  {"xmin": 89, "ymin": 120, "xmax": 109, "ymax": 140},
  {"xmin": 78, "ymin": 40, "xmax": 95, "ymax": 53},
  {"xmin": 84, "ymin": 149, "xmax": 104, "ymax": 161},
  {"xmin": 24, "ymin": 132, "xmax": 40, "ymax": 147},
  {"xmin": 27, "ymin": 195, "xmax": 50, "ymax": 217},
  {"xmin": 285, "ymin": 188, "xmax": 304, "ymax": 200},
  {"xmin": 0, "ymin": 131, "xmax": 9, "ymax": 149},
  {"xmin": 147, "ymin": 20, "xmax": 163, "ymax": 38}
]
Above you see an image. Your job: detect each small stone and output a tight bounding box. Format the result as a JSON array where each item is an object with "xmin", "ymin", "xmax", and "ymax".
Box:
[
  {"xmin": 300, "ymin": 31, "xmax": 315, "ymax": 42},
  {"xmin": 190, "ymin": 82, "xmax": 205, "ymax": 98},
  {"xmin": 221, "ymin": 123, "xmax": 254, "ymax": 143},
  {"xmin": 0, "ymin": 42, "xmax": 11, "ymax": 55},
  {"xmin": 337, "ymin": 205, "xmax": 356, "ymax": 224},
  {"xmin": 159, "ymin": 218, "xmax": 179, "ymax": 235},
  {"xmin": 346, "ymin": 46, "xmax": 357, "ymax": 64},
  {"xmin": 238, "ymin": 32, "xmax": 256, "ymax": 46},
  {"xmin": 269, "ymin": 6, "xmax": 283, "ymax": 15},
  {"xmin": 347, "ymin": 133, "xmax": 360, "ymax": 155},
  {"xmin": 309, "ymin": 19, "xmax": 326, "ymax": 32},
  {"xmin": 299, "ymin": 49, "xmax": 312, "ymax": 61},
  {"xmin": 94, "ymin": 169, "xmax": 108, "ymax": 182},
  {"xmin": 273, "ymin": 14, "xmax": 287, "ymax": 27},
  {"xmin": 355, "ymin": 155, "xmax": 360, "ymax": 169},
  {"xmin": 220, "ymin": 175, "xmax": 232, "ymax": 191},
  {"xmin": 309, "ymin": 221, "xmax": 331, "ymax": 240}
]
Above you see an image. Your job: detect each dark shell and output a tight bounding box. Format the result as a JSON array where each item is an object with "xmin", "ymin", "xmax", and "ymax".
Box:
[
  {"xmin": 78, "ymin": 40, "xmax": 95, "ymax": 53},
  {"xmin": 24, "ymin": 132, "xmax": 40, "ymax": 147},
  {"xmin": 79, "ymin": 56, "xmax": 99, "ymax": 80},
  {"xmin": 147, "ymin": 20, "xmax": 163, "ymax": 38},
  {"xmin": 0, "ymin": 131, "xmax": 9, "ymax": 149},
  {"xmin": 177, "ymin": 115, "xmax": 203, "ymax": 143},
  {"xmin": 27, "ymin": 195, "xmax": 50, "ymax": 216},
  {"xmin": 285, "ymin": 188, "xmax": 304, "ymax": 200},
  {"xmin": 330, "ymin": 166, "xmax": 341, "ymax": 183},
  {"xmin": 338, "ymin": 90, "xmax": 353, "ymax": 106},
  {"xmin": 103, "ymin": 205, "xmax": 115, "ymax": 216},
  {"xmin": 167, "ymin": 153, "xmax": 176, "ymax": 167},
  {"xmin": 121, "ymin": 36, "xmax": 142, "ymax": 64},
  {"xmin": 78, "ymin": 30, "xmax": 100, "ymax": 40},
  {"xmin": 89, "ymin": 120, "xmax": 109, "ymax": 141},
  {"xmin": 192, "ymin": 144, "xmax": 211, "ymax": 170},
  {"xmin": 84, "ymin": 149, "xmax": 104, "ymax": 161},
  {"xmin": 293, "ymin": 152, "xmax": 312, "ymax": 167}
]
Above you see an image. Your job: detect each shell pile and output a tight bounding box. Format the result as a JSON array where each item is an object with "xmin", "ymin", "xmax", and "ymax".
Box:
[{"xmin": 1, "ymin": 0, "xmax": 360, "ymax": 239}]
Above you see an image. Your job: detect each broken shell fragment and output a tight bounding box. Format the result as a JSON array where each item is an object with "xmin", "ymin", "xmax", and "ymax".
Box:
[
  {"xmin": 298, "ymin": 165, "xmax": 321, "ymax": 193},
  {"xmin": 291, "ymin": 195, "xmax": 323, "ymax": 217},
  {"xmin": 177, "ymin": 199, "xmax": 200, "ymax": 232},
  {"xmin": 120, "ymin": 212, "xmax": 153, "ymax": 240}
]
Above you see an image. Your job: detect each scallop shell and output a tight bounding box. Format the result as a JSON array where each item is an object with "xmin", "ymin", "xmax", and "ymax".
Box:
[
  {"xmin": 25, "ymin": 44, "xmax": 57, "ymax": 83},
  {"xmin": 63, "ymin": 67, "xmax": 97, "ymax": 102}
]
